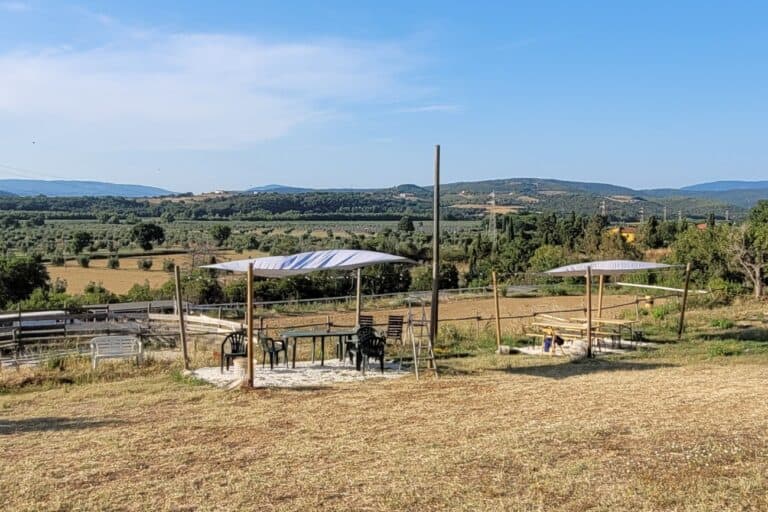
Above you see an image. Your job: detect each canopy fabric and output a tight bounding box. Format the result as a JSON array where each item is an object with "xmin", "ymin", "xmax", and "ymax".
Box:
[
  {"xmin": 544, "ymin": 259, "xmax": 674, "ymax": 277},
  {"xmin": 202, "ymin": 249, "xmax": 413, "ymax": 277}
]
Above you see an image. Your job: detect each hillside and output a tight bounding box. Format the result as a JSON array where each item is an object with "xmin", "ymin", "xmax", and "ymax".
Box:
[
  {"xmin": 0, "ymin": 179, "xmax": 174, "ymax": 198},
  {"xmin": 682, "ymin": 180, "xmax": 768, "ymax": 192}
]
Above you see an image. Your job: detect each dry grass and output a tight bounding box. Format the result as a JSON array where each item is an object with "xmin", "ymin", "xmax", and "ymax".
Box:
[
  {"xmin": 1, "ymin": 352, "xmax": 766, "ymax": 510},
  {"xmin": 2, "ymin": 303, "xmax": 768, "ymax": 511},
  {"xmin": 46, "ymin": 249, "xmax": 264, "ymax": 294}
]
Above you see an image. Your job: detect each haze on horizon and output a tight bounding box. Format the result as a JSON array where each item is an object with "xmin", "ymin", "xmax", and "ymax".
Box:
[{"xmin": 1, "ymin": 1, "xmax": 766, "ymax": 194}]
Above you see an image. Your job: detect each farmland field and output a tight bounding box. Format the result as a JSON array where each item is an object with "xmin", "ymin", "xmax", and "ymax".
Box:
[{"xmin": 46, "ymin": 249, "xmax": 266, "ymax": 295}]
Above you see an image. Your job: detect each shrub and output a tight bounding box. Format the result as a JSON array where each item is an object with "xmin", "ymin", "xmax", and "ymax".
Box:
[
  {"xmin": 707, "ymin": 341, "xmax": 744, "ymax": 357},
  {"xmin": 162, "ymin": 258, "xmax": 175, "ymax": 273},
  {"xmin": 77, "ymin": 255, "xmax": 90, "ymax": 268},
  {"xmin": 106, "ymin": 255, "xmax": 120, "ymax": 269},
  {"xmin": 137, "ymin": 258, "xmax": 153, "ymax": 271},
  {"xmin": 710, "ymin": 318, "xmax": 735, "ymax": 329},
  {"xmin": 52, "ymin": 277, "xmax": 67, "ymax": 293},
  {"xmin": 650, "ymin": 302, "xmax": 680, "ymax": 320},
  {"xmin": 50, "ymin": 253, "xmax": 65, "ymax": 266}
]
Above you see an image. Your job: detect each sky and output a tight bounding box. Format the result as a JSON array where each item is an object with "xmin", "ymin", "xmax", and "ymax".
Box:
[{"xmin": 0, "ymin": 1, "xmax": 767, "ymax": 193}]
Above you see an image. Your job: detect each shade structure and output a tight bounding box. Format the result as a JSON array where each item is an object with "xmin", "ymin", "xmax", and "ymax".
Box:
[
  {"xmin": 544, "ymin": 259, "xmax": 675, "ymax": 359},
  {"xmin": 201, "ymin": 249, "xmax": 415, "ymax": 384},
  {"xmin": 203, "ymin": 249, "xmax": 413, "ymax": 276},
  {"xmin": 544, "ymin": 259, "xmax": 674, "ymax": 277}
]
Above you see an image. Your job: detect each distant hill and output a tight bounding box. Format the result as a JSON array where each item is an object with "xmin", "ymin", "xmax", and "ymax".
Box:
[
  {"xmin": 248, "ymin": 184, "xmax": 314, "ymax": 194},
  {"xmin": 682, "ymin": 181, "xmax": 768, "ymax": 192},
  {"xmin": 0, "ymin": 179, "xmax": 174, "ymax": 197}
]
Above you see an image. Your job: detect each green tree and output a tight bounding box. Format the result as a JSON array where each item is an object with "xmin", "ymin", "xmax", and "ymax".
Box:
[
  {"xmin": 397, "ymin": 215, "xmax": 415, "ymax": 232},
  {"xmin": 70, "ymin": 231, "xmax": 93, "ymax": 254},
  {"xmin": 528, "ymin": 245, "xmax": 569, "ymax": 273},
  {"xmin": 0, "ymin": 255, "xmax": 49, "ymax": 307},
  {"xmin": 729, "ymin": 201, "xmax": 768, "ymax": 297},
  {"xmin": 210, "ymin": 224, "xmax": 232, "ymax": 247},
  {"xmin": 131, "ymin": 223, "xmax": 165, "ymax": 251}
]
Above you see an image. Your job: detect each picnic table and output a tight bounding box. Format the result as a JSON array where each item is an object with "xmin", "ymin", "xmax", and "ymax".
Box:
[
  {"xmin": 567, "ymin": 317, "xmax": 638, "ymax": 346},
  {"xmin": 280, "ymin": 329, "xmax": 358, "ymax": 368}
]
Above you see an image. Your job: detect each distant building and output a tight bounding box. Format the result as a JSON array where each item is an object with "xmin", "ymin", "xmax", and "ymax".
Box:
[{"xmin": 608, "ymin": 226, "xmax": 637, "ymax": 243}]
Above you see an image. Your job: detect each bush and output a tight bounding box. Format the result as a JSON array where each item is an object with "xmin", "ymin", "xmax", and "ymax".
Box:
[
  {"xmin": 162, "ymin": 258, "xmax": 175, "ymax": 273},
  {"xmin": 707, "ymin": 341, "xmax": 744, "ymax": 357},
  {"xmin": 50, "ymin": 253, "xmax": 65, "ymax": 266},
  {"xmin": 710, "ymin": 318, "xmax": 735, "ymax": 329},
  {"xmin": 52, "ymin": 277, "xmax": 67, "ymax": 293},
  {"xmin": 651, "ymin": 302, "xmax": 680, "ymax": 320},
  {"xmin": 77, "ymin": 255, "xmax": 90, "ymax": 268},
  {"xmin": 106, "ymin": 255, "xmax": 120, "ymax": 269},
  {"xmin": 137, "ymin": 258, "xmax": 153, "ymax": 271}
]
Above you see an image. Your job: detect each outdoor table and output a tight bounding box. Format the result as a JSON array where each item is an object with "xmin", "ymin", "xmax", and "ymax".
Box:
[{"xmin": 280, "ymin": 329, "xmax": 359, "ymax": 368}]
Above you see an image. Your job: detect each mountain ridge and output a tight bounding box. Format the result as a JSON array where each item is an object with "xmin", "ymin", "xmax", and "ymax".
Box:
[{"xmin": 0, "ymin": 179, "xmax": 175, "ymax": 197}]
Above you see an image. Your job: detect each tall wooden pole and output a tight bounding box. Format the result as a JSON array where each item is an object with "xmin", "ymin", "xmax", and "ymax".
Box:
[
  {"xmin": 429, "ymin": 144, "xmax": 441, "ymax": 346},
  {"xmin": 245, "ymin": 263, "xmax": 254, "ymax": 387},
  {"xmin": 586, "ymin": 266, "xmax": 593, "ymax": 358},
  {"xmin": 492, "ymin": 271, "xmax": 502, "ymax": 350},
  {"xmin": 677, "ymin": 262, "xmax": 692, "ymax": 340},
  {"xmin": 597, "ymin": 274, "xmax": 605, "ymax": 318},
  {"xmin": 174, "ymin": 265, "xmax": 190, "ymax": 370},
  {"xmin": 355, "ymin": 267, "xmax": 362, "ymax": 326}
]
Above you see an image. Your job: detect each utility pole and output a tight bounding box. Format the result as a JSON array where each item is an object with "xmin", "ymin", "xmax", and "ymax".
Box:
[
  {"xmin": 725, "ymin": 209, "xmax": 730, "ymax": 222},
  {"xmin": 678, "ymin": 210, "xmax": 683, "ymax": 222},
  {"xmin": 430, "ymin": 145, "xmax": 441, "ymax": 347},
  {"xmin": 663, "ymin": 205, "xmax": 668, "ymax": 222},
  {"xmin": 639, "ymin": 206, "xmax": 645, "ymax": 224},
  {"xmin": 600, "ymin": 200, "xmax": 606, "ymax": 217}
]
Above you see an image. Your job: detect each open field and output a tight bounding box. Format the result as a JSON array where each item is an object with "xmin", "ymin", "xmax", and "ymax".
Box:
[
  {"xmin": 46, "ymin": 250, "xmax": 266, "ymax": 295},
  {"xmin": 258, "ymin": 294, "xmax": 642, "ymax": 335},
  {"xmin": 1, "ymin": 340, "xmax": 767, "ymax": 510},
  {"xmin": 2, "ymin": 302, "xmax": 767, "ymax": 511}
]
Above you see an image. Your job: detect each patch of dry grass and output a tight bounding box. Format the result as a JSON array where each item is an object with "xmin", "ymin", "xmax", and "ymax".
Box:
[
  {"xmin": 0, "ymin": 359, "xmax": 765, "ymax": 510},
  {"xmin": 1, "ymin": 306, "xmax": 767, "ymax": 511}
]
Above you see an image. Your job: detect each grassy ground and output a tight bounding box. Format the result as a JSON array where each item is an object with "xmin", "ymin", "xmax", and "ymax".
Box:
[{"xmin": 1, "ymin": 304, "xmax": 767, "ymax": 511}]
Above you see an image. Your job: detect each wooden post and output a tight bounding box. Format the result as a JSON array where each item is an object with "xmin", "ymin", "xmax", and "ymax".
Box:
[
  {"xmin": 245, "ymin": 263, "xmax": 254, "ymax": 387},
  {"xmin": 586, "ymin": 266, "xmax": 593, "ymax": 358},
  {"xmin": 493, "ymin": 271, "xmax": 502, "ymax": 350},
  {"xmin": 355, "ymin": 267, "xmax": 362, "ymax": 326},
  {"xmin": 677, "ymin": 262, "xmax": 692, "ymax": 341},
  {"xmin": 174, "ymin": 265, "xmax": 190, "ymax": 370},
  {"xmin": 635, "ymin": 295, "xmax": 640, "ymax": 320},
  {"xmin": 475, "ymin": 309, "xmax": 481, "ymax": 339},
  {"xmin": 430, "ymin": 144, "xmax": 441, "ymax": 347},
  {"xmin": 597, "ymin": 274, "xmax": 605, "ymax": 318}
]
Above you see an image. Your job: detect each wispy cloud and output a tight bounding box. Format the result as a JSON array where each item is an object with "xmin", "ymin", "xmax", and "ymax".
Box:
[
  {"xmin": 0, "ymin": 1, "xmax": 29, "ymax": 12},
  {"xmin": 398, "ymin": 104, "xmax": 460, "ymax": 113},
  {"xmin": 0, "ymin": 32, "xmax": 417, "ymax": 150}
]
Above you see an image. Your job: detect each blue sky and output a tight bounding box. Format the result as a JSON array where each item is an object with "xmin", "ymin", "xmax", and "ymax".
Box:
[{"xmin": 0, "ymin": 1, "xmax": 766, "ymax": 193}]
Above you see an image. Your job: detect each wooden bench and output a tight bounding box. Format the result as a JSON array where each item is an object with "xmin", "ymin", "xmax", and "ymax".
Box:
[{"xmin": 90, "ymin": 335, "xmax": 143, "ymax": 369}]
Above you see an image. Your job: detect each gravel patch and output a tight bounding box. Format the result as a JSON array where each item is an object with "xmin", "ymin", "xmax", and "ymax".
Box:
[{"xmin": 192, "ymin": 358, "xmax": 408, "ymax": 389}]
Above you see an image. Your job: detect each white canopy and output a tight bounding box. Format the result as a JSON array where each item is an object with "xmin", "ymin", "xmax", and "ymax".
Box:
[
  {"xmin": 203, "ymin": 249, "xmax": 413, "ymax": 277},
  {"xmin": 545, "ymin": 259, "xmax": 674, "ymax": 277}
]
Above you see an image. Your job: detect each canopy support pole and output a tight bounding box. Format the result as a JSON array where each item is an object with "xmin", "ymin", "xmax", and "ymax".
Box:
[
  {"xmin": 430, "ymin": 144, "xmax": 441, "ymax": 347},
  {"xmin": 586, "ymin": 266, "xmax": 593, "ymax": 358},
  {"xmin": 174, "ymin": 265, "xmax": 190, "ymax": 371},
  {"xmin": 597, "ymin": 275, "xmax": 605, "ymax": 317},
  {"xmin": 492, "ymin": 271, "xmax": 502, "ymax": 351},
  {"xmin": 355, "ymin": 267, "xmax": 362, "ymax": 327},
  {"xmin": 245, "ymin": 263, "xmax": 254, "ymax": 388},
  {"xmin": 677, "ymin": 262, "xmax": 692, "ymax": 341}
]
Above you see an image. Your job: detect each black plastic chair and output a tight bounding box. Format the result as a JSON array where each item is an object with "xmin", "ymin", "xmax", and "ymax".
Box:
[
  {"xmin": 348, "ymin": 326, "xmax": 386, "ymax": 374},
  {"xmin": 259, "ymin": 335, "xmax": 287, "ymax": 370},
  {"xmin": 220, "ymin": 330, "xmax": 247, "ymax": 373},
  {"xmin": 386, "ymin": 315, "xmax": 404, "ymax": 344}
]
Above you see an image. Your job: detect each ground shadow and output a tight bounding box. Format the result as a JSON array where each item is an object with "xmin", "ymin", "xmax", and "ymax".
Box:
[
  {"xmin": 700, "ymin": 327, "xmax": 768, "ymax": 342},
  {"xmin": 0, "ymin": 417, "xmax": 123, "ymax": 435},
  {"xmin": 498, "ymin": 359, "xmax": 677, "ymax": 380}
]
